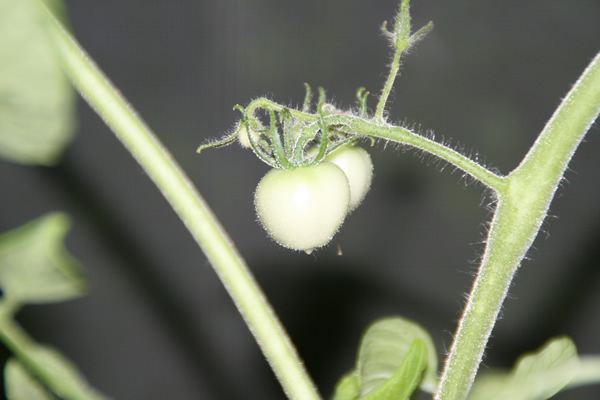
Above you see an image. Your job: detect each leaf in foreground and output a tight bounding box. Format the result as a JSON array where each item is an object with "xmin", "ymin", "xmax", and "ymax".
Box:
[
  {"xmin": 468, "ymin": 336, "xmax": 579, "ymax": 400},
  {"xmin": 333, "ymin": 316, "xmax": 438, "ymax": 399},
  {"xmin": 4, "ymin": 358, "xmax": 54, "ymax": 400},
  {"xmin": 356, "ymin": 316, "xmax": 438, "ymax": 396},
  {"xmin": 22, "ymin": 345, "xmax": 109, "ymax": 400},
  {"xmin": 361, "ymin": 338, "xmax": 428, "ymax": 400},
  {"xmin": 0, "ymin": 0, "xmax": 76, "ymax": 166},
  {"xmin": 0, "ymin": 212, "xmax": 85, "ymax": 307}
]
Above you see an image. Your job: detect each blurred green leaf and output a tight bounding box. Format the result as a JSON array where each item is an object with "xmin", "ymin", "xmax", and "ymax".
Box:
[
  {"xmin": 333, "ymin": 316, "xmax": 438, "ymax": 400},
  {"xmin": 356, "ymin": 316, "xmax": 438, "ymax": 396},
  {"xmin": 333, "ymin": 372, "xmax": 360, "ymax": 400},
  {"xmin": 0, "ymin": 212, "xmax": 85, "ymax": 306},
  {"xmin": 4, "ymin": 358, "xmax": 54, "ymax": 400},
  {"xmin": 22, "ymin": 344, "xmax": 108, "ymax": 400},
  {"xmin": 0, "ymin": 0, "xmax": 76, "ymax": 166},
  {"xmin": 469, "ymin": 336, "xmax": 579, "ymax": 400},
  {"xmin": 361, "ymin": 339, "xmax": 428, "ymax": 400}
]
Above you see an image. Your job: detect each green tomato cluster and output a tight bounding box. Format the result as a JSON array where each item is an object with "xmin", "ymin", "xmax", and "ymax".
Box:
[{"xmin": 254, "ymin": 146, "xmax": 373, "ymax": 254}]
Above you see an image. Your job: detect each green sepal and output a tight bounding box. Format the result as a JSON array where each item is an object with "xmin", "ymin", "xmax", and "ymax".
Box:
[
  {"xmin": 243, "ymin": 109, "xmax": 281, "ymax": 169},
  {"xmin": 292, "ymin": 119, "xmax": 322, "ymax": 162},
  {"xmin": 408, "ymin": 21, "xmax": 434, "ymax": 47},
  {"xmin": 302, "ymin": 83, "xmax": 312, "ymax": 113},
  {"xmin": 394, "ymin": 0, "xmax": 411, "ymax": 48},
  {"xmin": 0, "ymin": 213, "xmax": 86, "ymax": 307},
  {"xmin": 317, "ymin": 87, "xmax": 327, "ymax": 106},
  {"xmin": 197, "ymin": 105, "xmax": 246, "ymax": 153},
  {"xmin": 267, "ymin": 108, "xmax": 293, "ymax": 169},
  {"xmin": 306, "ymin": 104, "xmax": 331, "ymax": 167},
  {"xmin": 195, "ymin": 130, "xmax": 239, "ymax": 153},
  {"xmin": 356, "ymin": 87, "xmax": 369, "ymax": 119},
  {"xmin": 280, "ymin": 108, "xmax": 297, "ymax": 162},
  {"xmin": 381, "ymin": 0, "xmax": 433, "ymax": 54}
]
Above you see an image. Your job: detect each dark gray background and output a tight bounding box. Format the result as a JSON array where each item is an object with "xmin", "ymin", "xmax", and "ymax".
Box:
[{"xmin": 1, "ymin": 0, "xmax": 599, "ymax": 399}]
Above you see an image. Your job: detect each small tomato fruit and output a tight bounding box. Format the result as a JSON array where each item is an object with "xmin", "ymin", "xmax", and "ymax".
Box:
[
  {"xmin": 238, "ymin": 124, "xmax": 261, "ymax": 148},
  {"xmin": 324, "ymin": 146, "xmax": 373, "ymax": 211},
  {"xmin": 254, "ymin": 163, "xmax": 350, "ymax": 253}
]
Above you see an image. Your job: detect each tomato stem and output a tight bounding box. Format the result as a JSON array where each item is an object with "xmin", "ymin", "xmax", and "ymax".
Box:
[
  {"xmin": 436, "ymin": 51, "xmax": 600, "ymax": 400},
  {"xmin": 39, "ymin": 4, "xmax": 322, "ymax": 400},
  {"xmin": 374, "ymin": 0, "xmax": 433, "ymax": 123}
]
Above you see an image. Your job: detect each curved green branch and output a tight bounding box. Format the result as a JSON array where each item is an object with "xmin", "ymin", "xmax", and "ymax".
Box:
[
  {"xmin": 35, "ymin": 2, "xmax": 600, "ymax": 400},
  {"xmin": 436, "ymin": 51, "xmax": 600, "ymax": 400},
  {"xmin": 339, "ymin": 117, "xmax": 506, "ymax": 191},
  {"xmin": 37, "ymin": 2, "xmax": 321, "ymax": 400},
  {"xmin": 0, "ymin": 308, "xmax": 109, "ymax": 400}
]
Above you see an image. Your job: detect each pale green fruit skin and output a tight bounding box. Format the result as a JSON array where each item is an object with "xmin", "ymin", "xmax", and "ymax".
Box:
[
  {"xmin": 324, "ymin": 146, "xmax": 373, "ymax": 211},
  {"xmin": 254, "ymin": 163, "xmax": 350, "ymax": 253},
  {"xmin": 238, "ymin": 125, "xmax": 261, "ymax": 148}
]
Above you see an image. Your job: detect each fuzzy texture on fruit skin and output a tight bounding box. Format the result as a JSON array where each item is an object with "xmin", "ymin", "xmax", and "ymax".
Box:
[
  {"xmin": 324, "ymin": 146, "xmax": 373, "ymax": 211},
  {"xmin": 238, "ymin": 124, "xmax": 261, "ymax": 148},
  {"xmin": 254, "ymin": 163, "xmax": 350, "ymax": 253}
]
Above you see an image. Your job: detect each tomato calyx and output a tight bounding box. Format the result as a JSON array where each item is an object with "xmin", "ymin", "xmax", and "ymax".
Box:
[{"xmin": 197, "ymin": 84, "xmax": 370, "ymax": 171}]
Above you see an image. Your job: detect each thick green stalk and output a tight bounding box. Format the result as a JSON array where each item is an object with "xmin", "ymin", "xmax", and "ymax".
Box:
[
  {"xmin": 436, "ymin": 52, "xmax": 600, "ymax": 400},
  {"xmin": 37, "ymin": 3, "xmax": 321, "ymax": 400},
  {"xmin": 566, "ymin": 356, "xmax": 600, "ymax": 389}
]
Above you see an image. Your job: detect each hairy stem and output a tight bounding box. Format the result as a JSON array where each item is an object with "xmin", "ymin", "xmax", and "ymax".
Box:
[
  {"xmin": 374, "ymin": 48, "xmax": 402, "ymax": 122},
  {"xmin": 374, "ymin": 0, "xmax": 411, "ymax": 122},
  {"xmin": 322, "ymin": 116, "xmax": 507, "ymax": 191},
  {"xmin": 38, "ymin": 3, "xmax": 321, "ymax": 399},
  {"xmin": 436, "ymin": 51, "xmax": 600, "ymax": 400}
]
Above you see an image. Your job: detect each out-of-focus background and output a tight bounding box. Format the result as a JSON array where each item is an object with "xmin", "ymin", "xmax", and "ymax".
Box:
[{"xmin": 1, "ymin": 0, "xmax": 599, "ymax": 398}]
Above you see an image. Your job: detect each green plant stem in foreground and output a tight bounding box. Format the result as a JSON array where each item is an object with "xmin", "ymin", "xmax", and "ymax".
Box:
[
  {"xmin": 567, "ymin": 357, "xmax": 600, "ymax": 389},
  {"xmin": 436, "ymin": 52, "xmax": 600, "ymax": 400},
  {"xmin": 38, "ymin": 0, "xmax": 600, "ymax": 399},
  {"xmin": 0, "ymin": 302, "xmax": 108, "ymax": 400},
  {"xmin": 37, "ymin": 3, "xmax": 321, "ymax": 400}
]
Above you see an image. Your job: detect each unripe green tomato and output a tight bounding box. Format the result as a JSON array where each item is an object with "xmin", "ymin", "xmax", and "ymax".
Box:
[
  {"xmin": 238, "ymin": 125, "xmax": 261, "ymax": 148},
  {"xmin": 254, "ymin": 163, "xmax": 351, "ymax": 254},
  {"xmin": 324, "ymin": 146, "xmax": 373, "ymax": 211}
]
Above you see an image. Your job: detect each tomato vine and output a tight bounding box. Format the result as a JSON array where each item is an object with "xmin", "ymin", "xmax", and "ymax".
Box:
[{"xmin": 36, "ymin": 0, "xmax": 600, "ymax": 398}]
